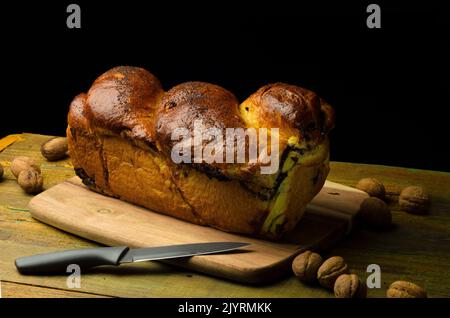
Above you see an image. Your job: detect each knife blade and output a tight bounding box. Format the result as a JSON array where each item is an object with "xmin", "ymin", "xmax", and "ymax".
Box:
[{"xmin": 15, "ymin": 242, "xmax": 249, "ymax": 274}]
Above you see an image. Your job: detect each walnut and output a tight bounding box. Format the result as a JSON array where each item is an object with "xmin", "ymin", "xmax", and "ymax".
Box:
[
  {"xmin": 10, "ymin": 156, "xmax": 41, "ymax": 178},
  {"xmin": 399, "ymin": 186, "xmax": 430, "ymax": 215},
  {"xmin": 387, "ymin": 281, "xmax": 427, "ymax": 298},
  {"xmin": 292, "ymin": 250, "xmax": 323, "ymax": 283},
  {"xmin": 317, "ymin": 256, "xmax": 349, "ymax": 289},
  {"xmin": 356, "ymin": 178, "xmax": 385, "ymax": 200},
  {"xmin": 334, "ymin": 274, "xmax": 367, "ymax": 298},
  {"xmin": 18, "ymin": 168, "xmax": 43, "ymax": 194},
  {"xmin": 41, "ymin": 137, "xmax": 69, "ymax": 161},
  {"xmin": 359, "ymin": 197, "xmax": 392, "ymax": 229}
]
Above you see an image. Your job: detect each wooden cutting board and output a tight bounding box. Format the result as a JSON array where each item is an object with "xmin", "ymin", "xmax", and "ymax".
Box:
[{"xmin": 28, "ymin": 177, "xmax": 368, "ymax": 283}]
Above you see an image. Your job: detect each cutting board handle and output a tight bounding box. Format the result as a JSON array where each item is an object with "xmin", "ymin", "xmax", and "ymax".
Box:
[{"xmin": 306, "ymin": 180, "xmax": 369, "ymax": 233}]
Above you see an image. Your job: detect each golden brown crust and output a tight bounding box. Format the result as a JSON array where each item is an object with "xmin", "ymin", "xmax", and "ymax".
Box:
[
  {"xmin": 67, "ymin": 66, "xmax": 335, "ymax": 239},
  {"xmin": 67, "ymin": 93, "xmax": 89, "ymax": 130},
  {"xmin": 156, "ymin": 81, "xmax": 244, "ymax": 157},
  {"xmin": 240, "ymin": 83, "xmax": 334, "ymax": 146},
  {"xmin": 86, "ymin": 66, "xmax": 164, "ymax": 144}
]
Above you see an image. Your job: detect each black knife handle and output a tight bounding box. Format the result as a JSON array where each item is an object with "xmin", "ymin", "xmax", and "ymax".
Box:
[{"xmin": 15, "ymin": 246, "xmax": 129, "ymax": 274}]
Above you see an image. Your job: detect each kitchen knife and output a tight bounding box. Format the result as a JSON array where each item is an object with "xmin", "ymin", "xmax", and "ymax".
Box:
[{"xmin": 15, "ymin": 242, "xmax": 249, "ymax": 274}]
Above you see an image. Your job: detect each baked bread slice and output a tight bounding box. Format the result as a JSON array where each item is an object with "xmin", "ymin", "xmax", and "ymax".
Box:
[{"xmin": 67, "ymin": 66, "xmax": 334, "ymax": 239}]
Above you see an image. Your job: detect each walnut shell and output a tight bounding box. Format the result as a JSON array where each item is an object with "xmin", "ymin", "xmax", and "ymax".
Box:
[
  {"xmin": 356, "ymin": 178, "xmax": 385, "ymax": 200},
  {"xmin": 41, "ymin": 137, "xmax": 69, "ymax": 161},
  {"xmin": 334, "ymin": 274, "xmax": 367, "ymax": 298},
  {"xmin": 10, "ymin": 156, "xmax": 41, "ymax": 178},
  {"xmin": 18, "ymin": 168, "xmax": 43, "ymax": 194},
  {"xmin": 317, "ymin": 256, "xmax": 349, "ymax": 289},
  {"xmin": 292, "ymin": 250, "xmax": 323, "ymax": 283},
  {"xmin": 399, "ymin": 186, "xmax": 430, "ymax": 215},
  {"xmin": 387, "ymin": 281, "xmax": 427, "ymax": 298},
  {"xmin": 0, "ymin": 164, "xmax": 3, "ymax": 180},
  {"xmin": 359, "ymin": 197, "xmax": 392, "ymax": 229}
]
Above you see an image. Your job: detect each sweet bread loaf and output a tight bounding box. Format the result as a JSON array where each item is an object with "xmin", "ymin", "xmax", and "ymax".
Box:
[{"xmin": 67, "ymin": 66, "xmax": 334, "ymax": 239}]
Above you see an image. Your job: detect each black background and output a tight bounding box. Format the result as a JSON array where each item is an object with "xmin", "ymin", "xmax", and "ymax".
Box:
[{"xmin": 2, "ymin": 1, "xmax": 448, "ymax": 171}]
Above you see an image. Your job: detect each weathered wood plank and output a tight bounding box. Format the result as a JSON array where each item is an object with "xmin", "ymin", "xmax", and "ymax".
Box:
[
  {"xmin": 0, "ymin": 281, "xmax": 109, "ymax": 298},
  {"xmin": 1, "ymin": 133, "xmax": 449, "ymax": 297}
]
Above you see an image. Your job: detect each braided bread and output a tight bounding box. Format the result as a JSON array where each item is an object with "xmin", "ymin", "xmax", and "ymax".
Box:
[{"xmin": 67, "ymin": 66, "xmax": 334, "ymax": 239}]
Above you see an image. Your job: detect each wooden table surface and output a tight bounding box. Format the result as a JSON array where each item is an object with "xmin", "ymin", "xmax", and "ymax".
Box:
[{"xmin": 0, "ymin": 133, "xmax": 449, "ymax": 298}]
